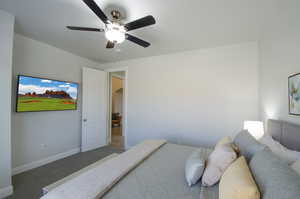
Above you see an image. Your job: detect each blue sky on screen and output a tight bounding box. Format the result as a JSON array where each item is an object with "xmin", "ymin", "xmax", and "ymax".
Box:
[{"xmin": 18, "ymin": 76, "xmax": 78, "ymax": 99}]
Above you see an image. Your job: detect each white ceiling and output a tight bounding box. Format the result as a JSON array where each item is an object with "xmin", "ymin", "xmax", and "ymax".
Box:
[{"xmin": 0, "ymin": 0, "xmax": 272, "ymax": 63}]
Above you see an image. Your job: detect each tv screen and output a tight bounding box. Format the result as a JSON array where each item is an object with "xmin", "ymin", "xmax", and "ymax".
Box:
[{"xmin": 16, "ymin": 75, "xmax": 78, "ymax": 112}]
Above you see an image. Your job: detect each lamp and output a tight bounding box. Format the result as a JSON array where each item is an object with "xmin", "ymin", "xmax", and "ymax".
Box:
[
  {"xmin": 243, "ymin": 121, "xmax": 264, "ymax": 139},
  {"xmin": 105, "ymin": 23, "xmax": 126, "ymax": 44}
]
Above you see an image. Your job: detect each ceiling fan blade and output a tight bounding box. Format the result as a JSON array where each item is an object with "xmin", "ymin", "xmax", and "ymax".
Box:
[
  {"xmin": 67, "ymin": 26, "xmax": 104, "ymax": 32},
  {"xmin": 106, "ymin": 41, "xmax": 115, "ymax": 49},
  {"xmin": 82, "ymin": 0, "xmax": 109, "ymax": 24},
  {"xmin": 126, "ymin": 34, "xmax": 150, "ymax": 48},
  {"xmin": 125, "ymin": 15, "xmax": 156, "ymax": 31}
]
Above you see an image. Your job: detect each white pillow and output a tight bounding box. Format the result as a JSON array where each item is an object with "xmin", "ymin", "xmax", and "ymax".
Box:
[
  {"xmin": 259, "ymin": 134, "xmax": 300, "ymax": 165},
  {"xmin": 202, "ymin": 144, "xmax": 237, "ymax": 186},
  {"xmin": 216, "ymin": 136, "xmax": 240, "ymax": 154},
  {"xmin": 185, "ymin": 149, "xmax": 206, "ymax": 186},
  {"xmin": 215, "ymin": 136, "xmax": 232, "ymax": 148},
  {"xmin": 291, "ymin": 159, "xmax": 300, "ymax": 175}
]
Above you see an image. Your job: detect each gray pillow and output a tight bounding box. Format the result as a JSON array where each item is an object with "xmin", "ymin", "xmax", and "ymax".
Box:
[
  {"xmin": 185, "ymin": 149, "xmax": 206, "ymax": 186},
  {"xmin": 233, "ymin": 130, "xmax": 267, "ymax": 161},
  {"xmin": 250, "ymin": 149, "xmax": 300, "ymax": 199}
]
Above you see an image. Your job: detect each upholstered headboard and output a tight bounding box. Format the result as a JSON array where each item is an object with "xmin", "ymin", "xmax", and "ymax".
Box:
[{"xmin": 267, "ymin": 119, "xmax": 300, "ymax": 151}]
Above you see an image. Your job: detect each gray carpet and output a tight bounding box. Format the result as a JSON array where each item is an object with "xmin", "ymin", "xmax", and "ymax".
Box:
[{"xmin": 6, "ymin": 146, "xmax": 124, "ymax": 199}]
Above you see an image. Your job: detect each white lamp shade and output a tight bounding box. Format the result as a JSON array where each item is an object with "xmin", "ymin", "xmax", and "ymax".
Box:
[
  {"xmin": 105, "ymin": 23, "xmax": 126, "ymax": 44},
  {"xmin": 243, "ymin": 121, "xmax": 264, "ymax": 139}
]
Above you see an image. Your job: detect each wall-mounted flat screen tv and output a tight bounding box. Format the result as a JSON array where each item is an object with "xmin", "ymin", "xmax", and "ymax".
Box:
[{"xmin": 16, "ymin": 75, "xmax": 78, "ymax": 112}]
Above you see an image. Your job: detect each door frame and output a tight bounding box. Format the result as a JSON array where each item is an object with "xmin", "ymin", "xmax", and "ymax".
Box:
[{"xmin": 105, "ymin": 67, "xmax": 128, "ymax": 149}]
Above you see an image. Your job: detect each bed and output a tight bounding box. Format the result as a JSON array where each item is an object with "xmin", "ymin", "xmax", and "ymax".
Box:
[
  {"xmin": 41, "ymin": 140, "xmax": 215, "ymax": 199},
  {"xmin": 102, "ymin": 143, "xmax": 214, "ymax": 199},
  {"xmin": 41, "ymin": 119, "xmax": 300, "ymax": 199}
]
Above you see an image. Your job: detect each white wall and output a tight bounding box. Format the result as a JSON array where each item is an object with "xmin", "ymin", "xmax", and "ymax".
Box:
[
  {"xmin": 102, "ymin": 42, "xmax": 259, "ymax": 148},
  {"xmin": 11, "ymin": 34, "xmax": 102, "ymax": 171},
  {"xmin": 0, "ymin": 9, "xmax": 14, "ymax": 197},
  {"xmin": 259, "ymin": 0, "xmax": 300, "ymax": 126}
]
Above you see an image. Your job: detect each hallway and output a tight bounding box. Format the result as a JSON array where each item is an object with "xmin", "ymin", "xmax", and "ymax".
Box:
[{"xmin": 111, "ymin": 126, "xmax": 124, "ymax": 149}]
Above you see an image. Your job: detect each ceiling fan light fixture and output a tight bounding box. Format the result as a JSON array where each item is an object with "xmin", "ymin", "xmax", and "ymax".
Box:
[
  {"xmin": 105, "ymin": 23, "xmax": 126, "ymax": 44},
  {"xmin": 67, "ymin": 0, "xmax": 156, "ymax": 48}
]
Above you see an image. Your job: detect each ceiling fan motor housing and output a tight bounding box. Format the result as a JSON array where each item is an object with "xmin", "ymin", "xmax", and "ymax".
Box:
[{"xmin": 111, "ymin": 10, "xmax": 122, "ymax": 20}]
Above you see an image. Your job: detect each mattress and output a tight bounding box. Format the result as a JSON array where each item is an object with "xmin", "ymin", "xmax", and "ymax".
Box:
[{"xmin": 102, "ymin": 143, "xmax": 212, "ymax": 199}]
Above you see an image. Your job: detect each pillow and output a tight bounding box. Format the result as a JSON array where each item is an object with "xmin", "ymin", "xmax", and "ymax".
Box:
[
  {"xmin": 234, "ymin": 130, "xmax": 267, "ymax": 161},
  {"xmin": 291, "ymin": 159, "xmax": 300, "ymax": 175},
  {"xmin": 202, "ymin": 144, "xmax": 237, "ymax": 186},
  {"xmin": 219, "ymin": 156, "xmax": 260, "ymax": 199},
  {"xmin": 185, "ymin": 149, "xmax": 206, "ymax": 186},
  {"xmin": 250, "ymin": 149, "xmax": 300, "ymax": 199},
  {"xmin": 216, "ymin": 136, "xmax": 240, "ymax": 154},
  {"xmin": 259, "ymin": 134, "xmax": 300, "ymax": 165},
  {"xmin": 216, "ymin": 136, "xmax": 232, "ymax": 148}
]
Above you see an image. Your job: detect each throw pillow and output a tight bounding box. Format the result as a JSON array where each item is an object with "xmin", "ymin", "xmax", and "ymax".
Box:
[
  {"xmin": 219, "ymin": 156, "xmax": 260, "ymax": 199},
  {"xmin": 234, "ymin": 130, "xmax": 267, "ymax": 162},
  {"xmin": 185, "ymin": 149, "xmax": 206, "ymax": 186},
  {"xmin": 202, "ymin": 144, "xmax": 237, "ymax": 186}
]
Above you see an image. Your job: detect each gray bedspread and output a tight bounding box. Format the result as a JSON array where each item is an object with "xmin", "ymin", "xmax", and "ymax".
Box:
[
  {"xmin": 199, "ymin": 185, "xmax": 219, "ymax": 199},
  {"xmin": 102, "ymin": 143, "xmax": 215, "ymax": 199}
]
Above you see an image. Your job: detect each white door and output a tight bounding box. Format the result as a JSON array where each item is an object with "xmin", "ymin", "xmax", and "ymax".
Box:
[{"xmin": 81, "ymin": 67, "xmax": 108, "ymax": 152}]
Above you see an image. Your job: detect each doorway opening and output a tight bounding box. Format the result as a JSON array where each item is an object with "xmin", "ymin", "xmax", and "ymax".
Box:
[{"xmin": 109, "ymin": 71, "xmax": 126, "ymax": 149}]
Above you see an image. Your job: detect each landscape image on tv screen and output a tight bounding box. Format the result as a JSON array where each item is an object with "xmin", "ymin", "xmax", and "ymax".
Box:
[{"xmin": 16, "ymin": 75, "xmax": 78, "ymax": 112}]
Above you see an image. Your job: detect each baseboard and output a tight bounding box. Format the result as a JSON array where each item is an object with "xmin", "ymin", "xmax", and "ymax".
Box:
[
  {"xmin": 0, "ymin": 185, "xmax": 13, "ymax": 198},
  {"xmin": 12, "ymin": 148, "xmax": 81, "ymax": 176}
]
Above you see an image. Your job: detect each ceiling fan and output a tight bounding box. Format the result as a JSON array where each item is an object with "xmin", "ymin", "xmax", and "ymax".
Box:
[{"xmin": 67, "ymin": 0, "xmax": 156, "ymax": 49}]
